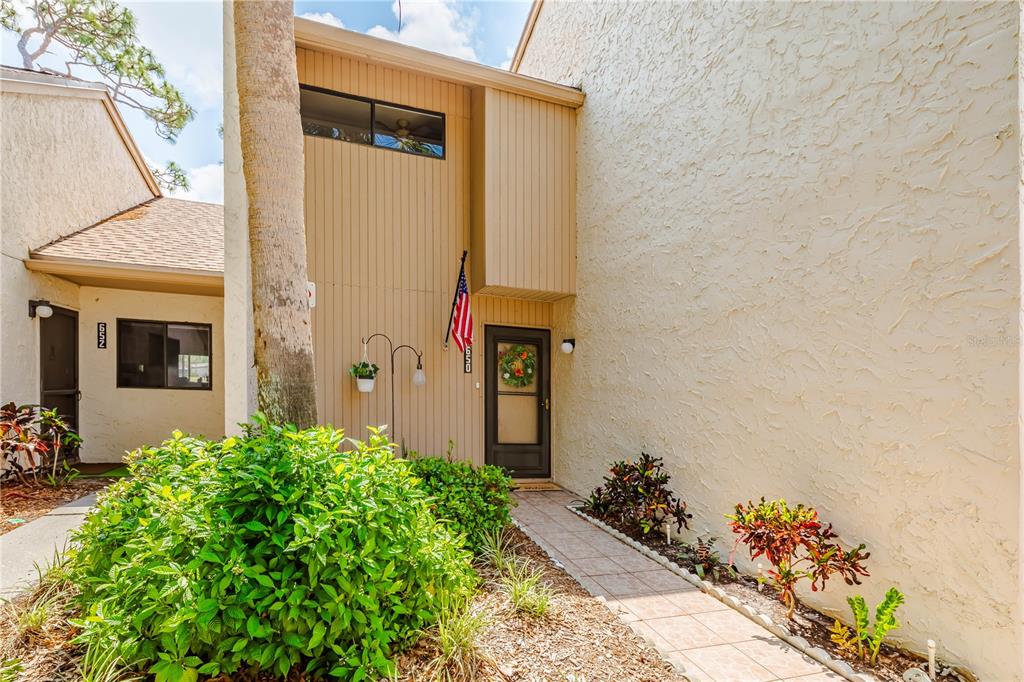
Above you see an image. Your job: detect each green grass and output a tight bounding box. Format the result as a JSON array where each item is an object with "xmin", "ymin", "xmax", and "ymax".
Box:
[
  {"xmin": 478, "ymin": 528, "xmax": 517, "ymax": 574},
  {"xmin": 78, "ymin": 644, "xmax": 141, "ymax": 682},
  {"xmin": 501, "ymin": 558, "xmax": 552, "ymax": 618},
  {"xmin": 423, "ymin": 598, "xmax": 492, "ymax": 681}
]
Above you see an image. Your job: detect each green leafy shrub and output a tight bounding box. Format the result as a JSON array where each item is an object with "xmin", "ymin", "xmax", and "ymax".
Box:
[
  {"xmin": 406, "ymin": 453, "xmax": 514, "ymax": 551},
  {"xmin": 830, "ymin": 587, "xmax": 905, "ymax": 664},
  {"xmin": 583, "ymin": 452, "xmax": 691, "ymax": 535},
  {"xmin": 727, "ymin": 498, "xmax": 870, "ymax": 619},
  {"xmin": 69, "ymin": 420, "xmax": 475, "ymax": 682}
]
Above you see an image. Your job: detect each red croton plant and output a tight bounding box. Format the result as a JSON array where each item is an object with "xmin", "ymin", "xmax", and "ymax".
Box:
[
  {"xmin": 1, "ymin": 402, "xmax": 81, "ymax": 485},
  {"xmin": 727, "ymin": 498, "xmax": 870, "ymax": 619}
]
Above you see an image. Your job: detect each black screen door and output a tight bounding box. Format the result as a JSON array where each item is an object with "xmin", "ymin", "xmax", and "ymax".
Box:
[
  {"xmin": 40, "ymin": 306, "xmax": 79, "ymax": 433},
  {"xmin": 485, "ymin": 326, "xmax": 550, "ymax": 478}
]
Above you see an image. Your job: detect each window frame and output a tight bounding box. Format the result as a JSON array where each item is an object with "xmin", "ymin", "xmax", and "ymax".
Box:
[
  {"xmin": 299, "ymin": 84, "xmax": 446, "ymax": 160},
  {"xmin": 115, "ymin": 318, "xmax": 213, "ymax": 391}
]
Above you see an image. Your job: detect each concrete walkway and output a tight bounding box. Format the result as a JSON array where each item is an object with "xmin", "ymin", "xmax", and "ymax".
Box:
[
  {"xmin": 512, "ymin": 489, "xmax": 844, "ymax": 682},
  {"xmin": 0, "ymin": 493, "xmax": 96, "ymax": 598}
]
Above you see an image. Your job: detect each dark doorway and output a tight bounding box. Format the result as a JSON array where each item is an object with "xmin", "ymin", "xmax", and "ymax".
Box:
[
  {"xmin": 485, "ymin": 325, "xmax": 550, "ymax": 478},
  {"xmin": 39, "ymin": 306, "xmax": 79, "ymax": 436}
]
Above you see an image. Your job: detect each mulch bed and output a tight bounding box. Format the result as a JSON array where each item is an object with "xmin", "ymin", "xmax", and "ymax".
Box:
[
  {"xmin": 0, "ymin": 526, "xmax": 682, "ymax": 681},
  {"xmin": 0, "ymin": 478, "xmax": 113, "ymax": 536},
  {"xmin": 579, "ymin": 509, "xmax": 969, "ymax": 682},
  {"xmin": 397, "ymin": 526, "xmax": 683, "ymax": 681}
]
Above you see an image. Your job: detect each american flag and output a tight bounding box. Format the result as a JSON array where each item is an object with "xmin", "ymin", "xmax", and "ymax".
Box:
[{"xmin": 450, "ymin": 263, "xmax": 474, "ymax": 352}]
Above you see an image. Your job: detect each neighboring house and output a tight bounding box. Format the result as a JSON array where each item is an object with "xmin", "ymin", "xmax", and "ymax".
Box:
[
  {"xmin": 1, "ymin": 66, "xmax": 224, "ymax": 463},
  {"xmin": 510, "ymin": 2, "xmax": 1019, "ymax": 681}
]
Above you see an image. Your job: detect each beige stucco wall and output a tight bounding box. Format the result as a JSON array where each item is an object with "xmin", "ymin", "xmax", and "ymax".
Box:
[
  {"xmin": 521, "ymin": 2, "xmax": 1019, "ymax": 679},
  {"xmin": 1, "ymin": 87, "xmax": 154, "ymax": 405},
  {"xmin": 77, "ymin": 287, "xmax": 224, "ymax": 462}
]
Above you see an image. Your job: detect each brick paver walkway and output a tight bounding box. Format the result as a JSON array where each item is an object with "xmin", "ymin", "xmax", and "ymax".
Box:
[{"xmin": 512, "ymin": 489, "xmax": 844, "ymax": 682}]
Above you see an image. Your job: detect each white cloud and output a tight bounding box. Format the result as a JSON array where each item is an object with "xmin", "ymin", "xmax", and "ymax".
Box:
[
  {"xmin": 125, "ymin": 1, "xmax": 223, "ymax": 111},
  {"xmin": 499, "ymin": 46, "xmax": 515, "ymax": 71},
  {"xmin": 299, "ymin": 12, "xmax": 346, "ymax": 29},
  {"xmin": 168, "ymin": 163, "xmax": 224, "ymax": 205},
  {"xmin": 367, "ymin": 0, "xmax": 477, "ymax": 62}
]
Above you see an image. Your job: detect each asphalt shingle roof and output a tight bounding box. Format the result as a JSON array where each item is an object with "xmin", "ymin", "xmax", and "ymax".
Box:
[{"xmin": 32, "ymin": 198, "xmax": 223, "ymax": 274}]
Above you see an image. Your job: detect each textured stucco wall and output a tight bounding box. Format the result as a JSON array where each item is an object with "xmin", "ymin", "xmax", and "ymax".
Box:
[
  {"xmin": 222, "ymin": 0, "xmax": 257, "ymax": 436},
  {"xmin": 1, "ymin": 90, "xmax": 153, "ymax": 405},
  {"xmin": 77, "ymin": 287, "xmax": 224, "ymax": 462},
  {"xmin": 521, "ymin": 2, "xmax": 1019, "ymax": 679}
]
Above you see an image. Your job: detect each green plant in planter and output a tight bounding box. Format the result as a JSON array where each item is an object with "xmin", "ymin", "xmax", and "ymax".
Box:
[
  {"xmin": 830, "ymin": 587, "xmax": 905, "ymax": 664},
  {"xmin": 727, "ymin": 498, "xmax": 870, "ymax": 619},
  {"xmin": 583, "ymin": 452, "xmax": 691, "ymax": 535},
  {"xmin": 69, "ymin": 419, "xmax": 475, "ymax": 682},
  {"xmin": 349, "ymin": 361, "xmax": 380, "ymax": 379}
]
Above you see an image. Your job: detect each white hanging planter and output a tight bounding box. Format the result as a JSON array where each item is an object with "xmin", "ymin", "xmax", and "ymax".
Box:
[{"xmin": 355, "ymin": 377, "xmax": 376, "ymax": 393}]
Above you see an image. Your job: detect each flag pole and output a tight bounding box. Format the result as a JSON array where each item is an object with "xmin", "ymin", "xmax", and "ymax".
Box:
[{"xmin": 443, "ymin": 250, "xmax": 468, "ymax": 351}]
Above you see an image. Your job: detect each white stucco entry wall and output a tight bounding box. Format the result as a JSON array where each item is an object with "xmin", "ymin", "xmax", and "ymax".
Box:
[
  {"xmin": 77, "ymin": 287, "xmax": 225, "ymax": 462},
  {"xmin": 521, "ymin": 2, "xmax": 1019, "ymax": 679}
]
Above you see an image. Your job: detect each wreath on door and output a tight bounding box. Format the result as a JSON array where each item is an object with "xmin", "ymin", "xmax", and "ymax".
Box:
[{"xmin": 499, "ymin": 345, "xmax": 537, "ymax": 388}]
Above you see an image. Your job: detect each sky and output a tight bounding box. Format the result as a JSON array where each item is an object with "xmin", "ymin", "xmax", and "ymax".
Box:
[
  {"xmin": 1, "ymin": 0, "xmax": 532, "ymax": 207},
  {"xmin": 294, "ymin": 1, "xmax": 532, "ymax": 69}
]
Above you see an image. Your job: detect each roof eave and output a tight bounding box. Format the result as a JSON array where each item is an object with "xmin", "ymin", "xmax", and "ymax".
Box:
[
  {"xmin": 293, "ymin": 15, "xmax": 583, "ymax": 108},
  {"xmin": 25, "ymin": 256, "xmax": 223, "ymax": 297}
]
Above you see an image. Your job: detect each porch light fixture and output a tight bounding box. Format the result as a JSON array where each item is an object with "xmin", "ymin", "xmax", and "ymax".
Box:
[
  {"xmin": 362, "ymin": 332, "xmax": 426, "ymax": 441},
  {"xmin": 28, "ymin": 299, "xmax": 53, "ymax": 319},
  {"xmin": 560, "ymin": 338, "xmax": 575, "ymax": 354},
  {"xmin": 412, "ymin": 357, "xmax": 426, "ymax": 386}
]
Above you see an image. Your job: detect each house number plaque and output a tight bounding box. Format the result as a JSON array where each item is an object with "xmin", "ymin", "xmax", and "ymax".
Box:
[
  {"xmin": 97, "ymin": 322, "xmax": 107, "ymax": 349},
  {"xmin": 463, "ymin": 346, "xmax": 472, "ymax": 373}
]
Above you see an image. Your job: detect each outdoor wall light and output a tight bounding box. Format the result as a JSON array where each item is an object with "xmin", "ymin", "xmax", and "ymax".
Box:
[
  {"xmin": 560, "ymin": 338, "xmax": 576, "ymax": 354},
  {"xmin": 28, "ymin": 299, "xmax": 53, "ymax": 319}
]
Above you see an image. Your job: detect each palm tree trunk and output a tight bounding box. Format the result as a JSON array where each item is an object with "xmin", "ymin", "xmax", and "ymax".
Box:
[{"xmin": 233, "ymin": 0, "xmax": 317, "ymax": 427}]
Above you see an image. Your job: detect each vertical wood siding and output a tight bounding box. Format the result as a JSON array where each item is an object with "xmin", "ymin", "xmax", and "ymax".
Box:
[
  {"xmin": 298, "ymin": 47, "xmax": 553, "ymax": 463},
  {"xmin": 474, "ymin": 88, "xmax": 577, "ymax": 298}
]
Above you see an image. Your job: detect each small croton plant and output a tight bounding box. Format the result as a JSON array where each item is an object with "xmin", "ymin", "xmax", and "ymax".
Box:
[
  {"xmin": 348, "ymin": 361, "xmax": 380, "ymax": 379},
  {"xmin": 830, "ymin": 587, "xmax": 905, "ymax": 664},
  {"xmin": 727, "ymin": 498, "xmax": 870, "ymax": 619},
  {"xmin": 584, "ymin": 452, "xmax": 691, "ymax": 535}
]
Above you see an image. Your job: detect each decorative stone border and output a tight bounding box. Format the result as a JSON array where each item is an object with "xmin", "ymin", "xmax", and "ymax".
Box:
[{"xmin": 563, "ymin": 504, "xmax": 881, "ymax": 682}]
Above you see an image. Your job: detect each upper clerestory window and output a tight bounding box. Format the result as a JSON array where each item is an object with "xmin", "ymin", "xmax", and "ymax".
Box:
[{"xmin": 299, "ymin": 85, "xmax": 444, "ymax": 159}]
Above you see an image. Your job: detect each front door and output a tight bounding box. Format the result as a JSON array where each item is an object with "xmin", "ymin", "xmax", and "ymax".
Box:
[
  {"xmin": 485, "ymin": 326, "xmax": 550, "ymax": 478},
  {"xmin": 39, "ymin": 306, "xmax": 79, "ymax": 435}
]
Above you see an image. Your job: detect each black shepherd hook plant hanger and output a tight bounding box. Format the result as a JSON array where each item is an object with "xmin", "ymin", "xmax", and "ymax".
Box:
[{"xmin": 361, "ymin": 332, "xmax": 425, "ymax": 443}]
